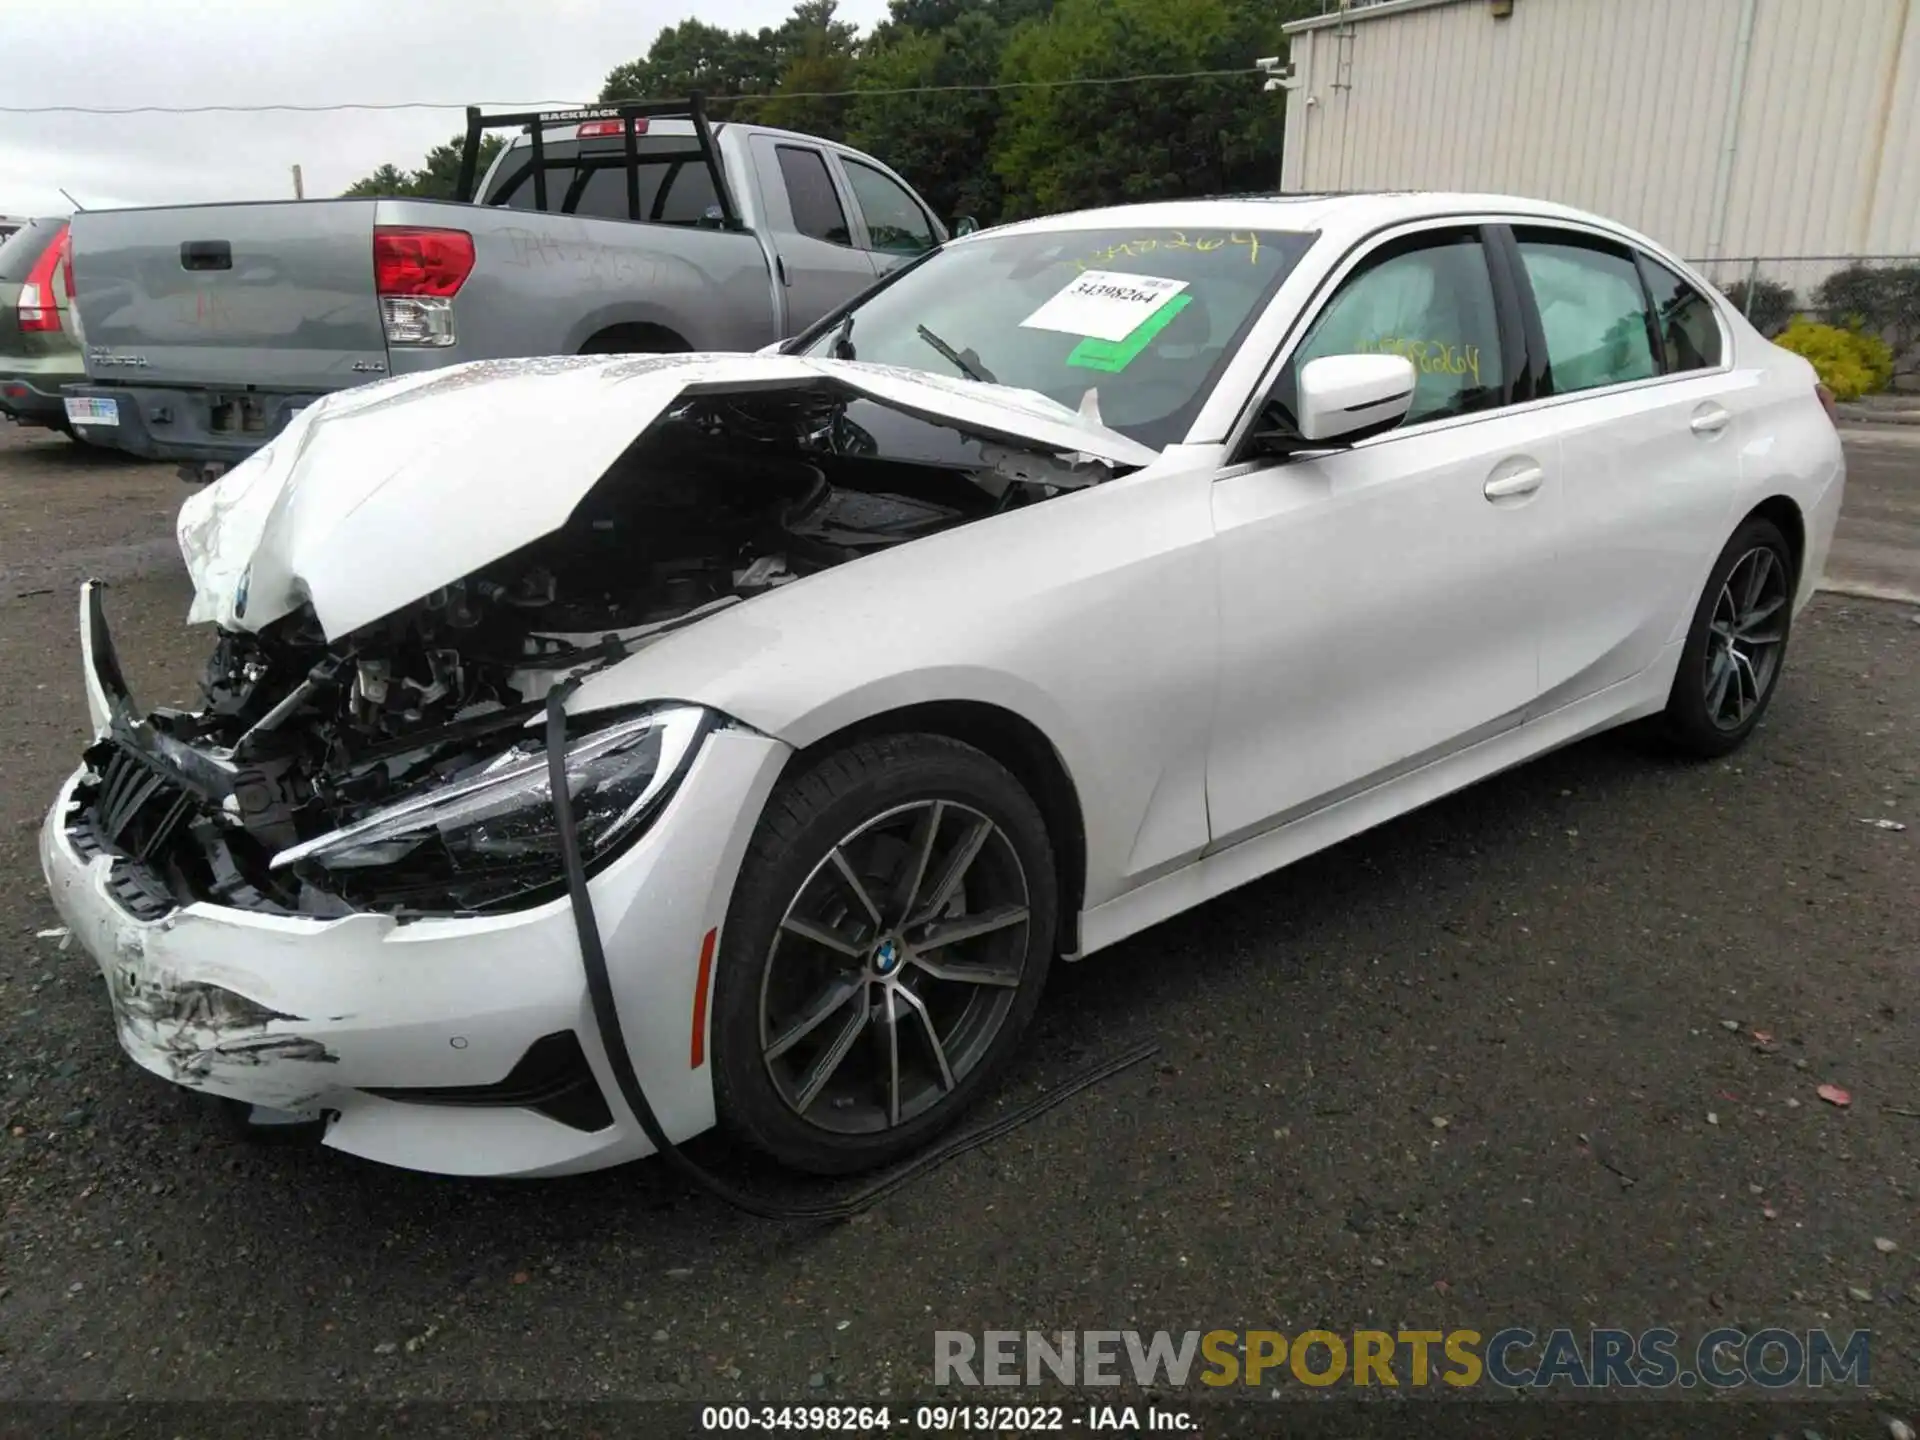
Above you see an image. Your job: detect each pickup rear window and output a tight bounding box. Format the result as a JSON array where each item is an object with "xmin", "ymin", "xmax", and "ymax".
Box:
[{"xmin": 479, "ymin": 136, "xmax": 724, "ymax": 226}]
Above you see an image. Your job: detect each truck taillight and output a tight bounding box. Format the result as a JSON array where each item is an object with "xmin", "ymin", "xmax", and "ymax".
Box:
[
  {"xmin": 372, "ymin": 226, "xmax": 474, "ymax": 297},
  {"xmin": 18, "ymin": 223, "xmax": 70, "ymax": 333},
  {"xmin": 373, "ymin": 226, "xmax": 473, "ymax": 348}
]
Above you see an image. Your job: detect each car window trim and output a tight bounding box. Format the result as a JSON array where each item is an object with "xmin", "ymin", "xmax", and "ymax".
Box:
[
  {"xmin": 817, "ymin": 148, "xmax": 873, "ymax": 252},
  {"xmin": 1221, "ymin": 217, "xmax": 1521, "ymax": 464},
  {"xmin": 1634, "ymin": 248, "xmax": 1725, "ymax": 375},
  {"xmin": 1479, "ymin": 223, "xmax": 1535, "ymax": 406},
  {"xmin": 1215, "ymin": 211, "xmax": 1741, "ymax": 459},
  {"xmin": 774, "ymin": 142, "xmax": 855, "ymax": 248},
  {"xmin": 1631, "ymin": 249, "xmax": 1673, "ymax": 374},
  {"xmin": 1499, "ymin": 219, "xmax": 1734, "ymax": 392},
  {"xmin": 1510, "ymin": 224, "xmax": 1668, "ymax": 394},
  {"xmin": 841, "ymin": 154, "xmax": 938, "ymax": 256},
  {"xmin": 1485, "ymin": 224, "xmax": 1552, "ymax": 403}
]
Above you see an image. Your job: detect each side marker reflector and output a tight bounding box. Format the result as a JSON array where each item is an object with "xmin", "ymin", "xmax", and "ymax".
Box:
[{"xmin": 690, "ymin": 927, "xmax": 718, "ymax": 1069}]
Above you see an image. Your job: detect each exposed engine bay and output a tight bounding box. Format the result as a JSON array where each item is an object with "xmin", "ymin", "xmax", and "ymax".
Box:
[{"xmin": 73, "ymin": 390, "xmax": 1103, "ymax": 919}]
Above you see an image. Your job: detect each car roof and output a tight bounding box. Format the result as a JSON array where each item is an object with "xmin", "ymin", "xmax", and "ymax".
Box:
[{"xmin": 970, "ymin": 192, "xmax": 1678, "ymax": 262}]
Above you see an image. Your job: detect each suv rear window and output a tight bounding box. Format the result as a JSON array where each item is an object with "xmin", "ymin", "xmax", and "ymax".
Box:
[
  {"xmin": 479, "ymin": 136, "xmax": 723, "ymax": 225},
  {"xmin": 0, "ymin": 217, "xmax": 64, "ymax": 284}
]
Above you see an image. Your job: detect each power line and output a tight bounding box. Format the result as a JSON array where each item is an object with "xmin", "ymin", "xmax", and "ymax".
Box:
[
  {"xmin": 0, "ymin": 68, "xmax": 1267, "ymax": 116},
  {"xmin": 0, "ymin": 99, "xmax": 588, "ymax": 115},
  {"xmin": 707, "ymin": 67, "xmax": 1265, "ymax": 101}
]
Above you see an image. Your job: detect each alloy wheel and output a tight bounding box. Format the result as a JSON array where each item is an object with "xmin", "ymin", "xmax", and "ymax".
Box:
[
  {"xmin": 758, "ymin": 799, "xmax": 1032, "ymax": 1135},
  {"xmin": 1704, "ymin": 545, "xmax": 1789, "ymax": 731}
]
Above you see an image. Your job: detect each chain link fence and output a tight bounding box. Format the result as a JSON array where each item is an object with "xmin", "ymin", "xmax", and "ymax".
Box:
[
  {"xmin": 1684, "ymin": 254, "xmax": 1918, "ymax": 375},
  {"xmin": 1683, "ymin": 254, "xmax": 1920, "ymax": 391}
]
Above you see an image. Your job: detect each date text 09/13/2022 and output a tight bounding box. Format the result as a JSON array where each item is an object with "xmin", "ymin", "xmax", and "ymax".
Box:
[{"xmin": 698, "ymin": 1404, "xmax": 1192, "ymax": 1432}]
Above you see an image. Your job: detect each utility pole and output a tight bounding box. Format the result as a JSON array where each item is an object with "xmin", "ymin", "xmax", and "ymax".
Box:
[{"xmin": 291, "ymin": 164, "xmax": 305, "ymax": 200}]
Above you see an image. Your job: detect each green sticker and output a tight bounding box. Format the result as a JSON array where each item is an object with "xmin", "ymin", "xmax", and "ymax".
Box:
[{"xmin": 1067, "ymin": 293, "xmax": 1193, "ymax": 372}]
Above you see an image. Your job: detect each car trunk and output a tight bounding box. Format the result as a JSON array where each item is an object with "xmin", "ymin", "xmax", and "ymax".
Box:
[{"xmin": 68, "ymin": 201, "xmax": 389, "ymax": 391}]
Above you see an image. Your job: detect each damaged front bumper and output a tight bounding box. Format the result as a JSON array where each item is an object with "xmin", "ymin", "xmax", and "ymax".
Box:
[{"xmin": 42, "ymin": 603, "xmax": 794, "ymax": 1176}]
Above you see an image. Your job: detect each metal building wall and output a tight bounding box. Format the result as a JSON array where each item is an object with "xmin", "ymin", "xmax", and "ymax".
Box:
[{"xmin": 1280, "ymin": 0, "xmax": 1919, "ymax": 260}]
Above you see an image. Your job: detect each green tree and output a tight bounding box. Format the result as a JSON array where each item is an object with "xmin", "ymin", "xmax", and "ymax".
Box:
[
  {"xmin": 414, "ymin": 134, "xmax": 504, "ymax": 199},
  {"xmin": 341, "ymin": 134, "xmax": 503, "ymax": 199},
  {"xmin": 847, "ymin": 10, "xmax": 1015, "ymax": 223},
  {"xmin": 755, "ymin": 1, "xmax": 863, "ymax": 139},
  {"xmin": 341, "ymin": 163, "xmax": 417, "ymax": 199},
  {"xmin": 599, "ymin": 19, "xmax": 783, "ymax": 107},
  {"xmin": 599, "ymin": 3, "xmax": 860, "ymax": 135},
  {"xmin": 990, "ymin": 0, "xmax": 1304, "ymax": 220}
]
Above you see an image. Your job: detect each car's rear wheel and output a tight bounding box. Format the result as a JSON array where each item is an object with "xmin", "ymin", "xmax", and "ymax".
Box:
[
  {"xmin": 1662, "ymin": 516, "xmax": 1795, "ymax": 757},
  {"xmin": 711, "ymin": 734, "xmax": 1056, "ymax": 1175}
]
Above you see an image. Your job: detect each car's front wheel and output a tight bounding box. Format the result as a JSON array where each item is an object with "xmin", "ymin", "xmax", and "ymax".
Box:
[
  {"xmin": 711, "ymin": 734, "xmax": 1056, "ymax": 1175},
  {"xmin": 1663, "ymin": 516, "xmax": 1796, "ymax": 757}
]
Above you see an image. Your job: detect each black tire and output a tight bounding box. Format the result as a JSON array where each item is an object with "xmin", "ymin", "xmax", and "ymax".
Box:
[
  {"xmin": 1662, "ymin": 516, "xmax": 1796, "ymax": 758},
  {"xmin": 711, "ymin": 734, "xmax": 1057, "ymax": 1175}
]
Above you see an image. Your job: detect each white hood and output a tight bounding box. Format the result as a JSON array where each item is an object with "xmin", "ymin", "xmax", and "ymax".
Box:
[{"xmin": 177, "ymin": 352, "xmax": 1160, "ymax": 640}]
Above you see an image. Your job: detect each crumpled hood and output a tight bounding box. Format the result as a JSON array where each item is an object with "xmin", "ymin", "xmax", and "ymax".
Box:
[{"xmin": 177, "ymin": 352, "xmax": 1160, "ymax": 640}]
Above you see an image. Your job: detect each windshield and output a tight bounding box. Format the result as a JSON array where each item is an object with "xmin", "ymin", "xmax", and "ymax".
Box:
[{"xmin": 796, "ymin": 225, "xmax": 1315, "ymax": 450}]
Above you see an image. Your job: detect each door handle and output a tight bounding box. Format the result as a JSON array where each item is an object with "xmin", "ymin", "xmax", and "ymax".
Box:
[
  {"xmin": 1690, "ymin": 403, "xmax": 1731, "ymax": 436},
  {"xmin": 1484, "ymin": 464, "xmax": 1545, "ymax": 501}
]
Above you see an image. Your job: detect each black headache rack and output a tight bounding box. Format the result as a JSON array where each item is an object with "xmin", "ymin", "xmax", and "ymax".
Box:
[{"xmin": 452, "ymin": 93, "xmax": 742, "ymax": 230}]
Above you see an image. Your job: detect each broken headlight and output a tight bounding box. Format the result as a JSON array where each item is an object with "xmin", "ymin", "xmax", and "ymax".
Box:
[{"xmin": 271, "ymin": 706, "xmax": 711, "ymax": 911}]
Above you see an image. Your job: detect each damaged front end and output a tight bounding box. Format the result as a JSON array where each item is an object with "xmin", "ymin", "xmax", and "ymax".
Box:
[{"xmin": 66, "ymin": 359, "xmax": 1143, "ymax": 922}]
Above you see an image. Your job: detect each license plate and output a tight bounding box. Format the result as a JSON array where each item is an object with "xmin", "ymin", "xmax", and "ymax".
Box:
[{"xmin": 65, "ymin": 396, "xmax": 119, "ymax": 427}]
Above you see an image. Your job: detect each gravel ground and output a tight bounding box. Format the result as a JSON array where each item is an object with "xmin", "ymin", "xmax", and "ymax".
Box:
[{"xmin": 0, "ymin": 420, "xmax": 1915, "ymax": 1413}]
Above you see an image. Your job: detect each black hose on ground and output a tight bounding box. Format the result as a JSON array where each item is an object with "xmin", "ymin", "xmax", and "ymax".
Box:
[{"xmin": 544, "ymin": 678, "xmax": 1158, "ymax": 1221}]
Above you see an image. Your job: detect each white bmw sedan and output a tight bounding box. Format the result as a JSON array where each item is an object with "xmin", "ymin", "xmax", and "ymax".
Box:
[{"xmin": 42, "ymin": 193, "xmax": 1844, "ymax": 1179}]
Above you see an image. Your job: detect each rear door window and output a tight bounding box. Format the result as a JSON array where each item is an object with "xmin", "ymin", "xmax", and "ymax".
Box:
[
  {"xmin": 775, "ymin": 146, "xmax": 853, "ymax": 246},
  {"xmin": 1513, "ymin": 229, "xmax": 1660, "ymax": 394}
]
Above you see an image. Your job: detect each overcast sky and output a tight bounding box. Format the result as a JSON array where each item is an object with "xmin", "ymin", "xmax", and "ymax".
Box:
[{"xmin": 0, "ymin": 0, "xmax": 892, "ymax": 217}]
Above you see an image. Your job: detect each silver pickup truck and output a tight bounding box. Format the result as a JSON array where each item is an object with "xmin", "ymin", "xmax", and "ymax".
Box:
[{"xmin": 63, "ymin": 98, "xmax": 958, "ymax": 474}]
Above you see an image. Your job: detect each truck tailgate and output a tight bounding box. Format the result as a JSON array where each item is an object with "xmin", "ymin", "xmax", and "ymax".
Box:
[{"xmin": 69, "ymin": 201, "xmax": 388, "ymax": 391}]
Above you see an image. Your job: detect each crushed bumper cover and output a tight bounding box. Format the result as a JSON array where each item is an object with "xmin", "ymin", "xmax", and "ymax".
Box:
[{"xmin": 43, "ymin": 587, "xmax": 792, "ymax": 1177}]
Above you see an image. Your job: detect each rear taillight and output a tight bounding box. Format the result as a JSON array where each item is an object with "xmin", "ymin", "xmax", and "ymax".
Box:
[
  {"xmin": 373, "ymin": 226, "xmax": 474, "ymax": 297},
  {"xmin": 1815, "ymin": 382, "xmax": 1839, "ymax": 427},
  {"xmin": 18, "ymin": 223, "xmax": 70, "ymax": 333},
  {"xmin": 373, "ymin": 226, "xmax": 473, "ymax": 348},
  {"xmin": 577, "ymin": 119, "xmax": 646, "ymax": 139}
]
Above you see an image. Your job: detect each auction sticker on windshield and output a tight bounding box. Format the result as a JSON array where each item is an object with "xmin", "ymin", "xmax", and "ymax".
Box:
[{"xmin": 1020, "ymin": 269, "xmax": 1189, "ymax": 343}]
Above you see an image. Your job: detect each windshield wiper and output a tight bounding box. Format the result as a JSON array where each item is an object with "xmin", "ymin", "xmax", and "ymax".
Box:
[
  {"xmin": 916, "ymin": 324, "xmax": 995, "ymax": 384},
  {"xmin": 831, "ymin": 312, "xmax": 856, "ymax": 360}
]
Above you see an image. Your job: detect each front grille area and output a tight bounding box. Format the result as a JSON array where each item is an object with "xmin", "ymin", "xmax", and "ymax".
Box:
[
  {"xmin": 87, "ymin": 742, "xmax": 198, "ymax": 861},
  {"xmin": 68, "ymin": 741, "xmax": 207, "ymax": 920},
  {"xmin": 363, "ymin": 1031, "xmax": 615, "ymax": 1133}
]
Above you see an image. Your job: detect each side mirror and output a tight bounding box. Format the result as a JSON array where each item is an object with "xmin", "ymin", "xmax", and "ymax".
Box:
[
  {"xmin": 1295, "ymin": 353, "xmax": 1417, "ymax": 443},
  {"xmin": 952, "ymin": 215, "xmax": 980, "ymax": 237}
]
